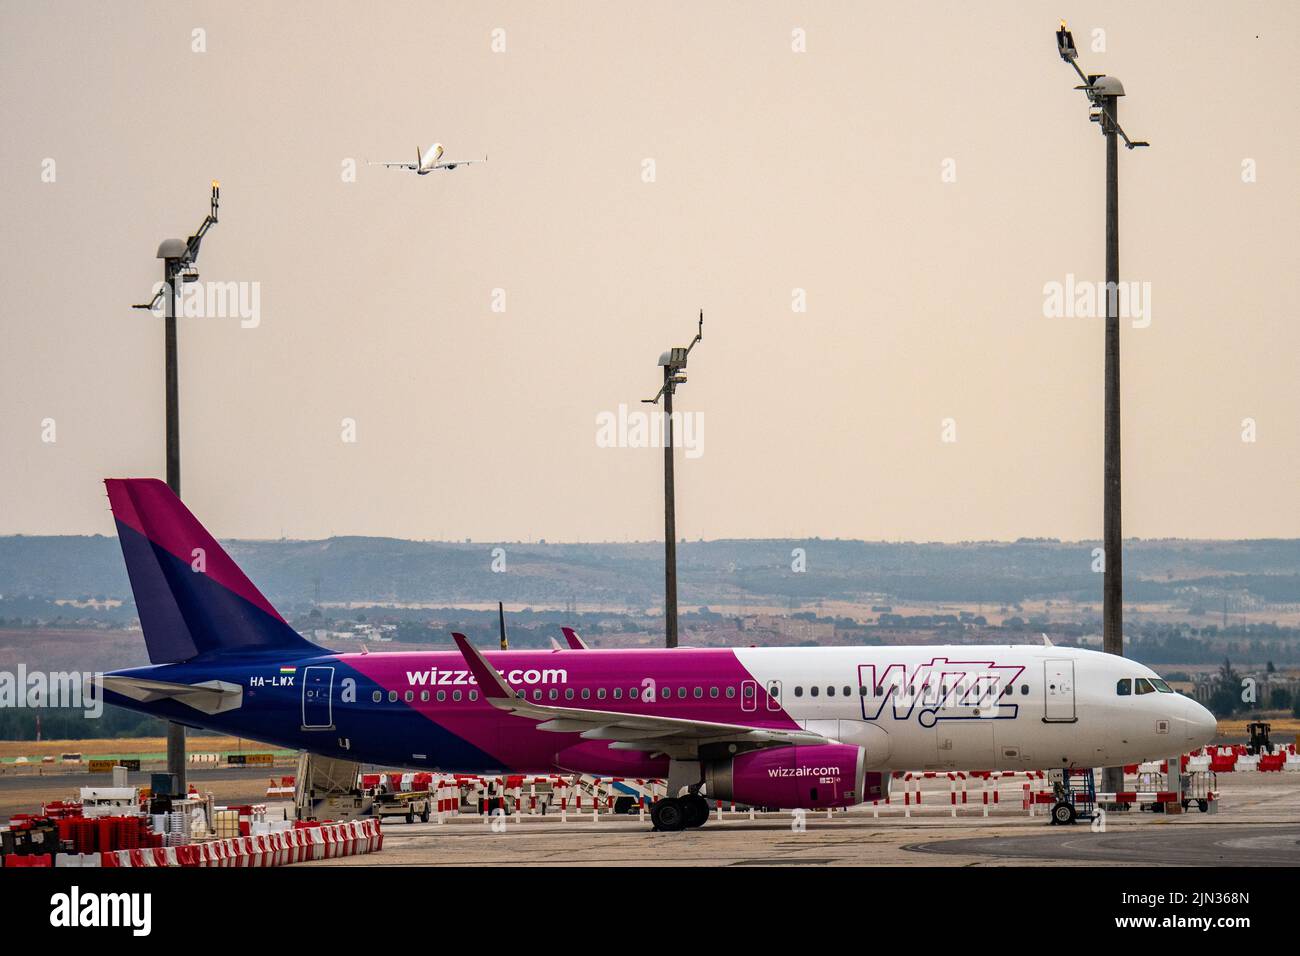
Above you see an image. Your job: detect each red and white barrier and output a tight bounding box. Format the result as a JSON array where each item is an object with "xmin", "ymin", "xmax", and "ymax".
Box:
[
  {"xmin": 91, "ymin": 819, "xmax": 383, "ymax": 868},
  {"xmin": 1179, "ymin": 744, "xmax": 1299, "ymax": 773},
  {"xmin": 265, "ymin": 776, "xmax": 295, "ymax": 798},
  {"xmin": 886, "ymin": 770, "xmax": 1050, "ymax": 819},
  {"xmin": 1090, "ymin": 791, "xmax": 1180, "ymax": 805}
]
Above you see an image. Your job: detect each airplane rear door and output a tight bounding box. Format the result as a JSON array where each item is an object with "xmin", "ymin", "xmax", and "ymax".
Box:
[
  {"xmin": 1043, "ymin": 659, "xmax": 1076, "ymax": 723},
  {"xmin": 302, "ymin": 665, "xmax": 335, "ymax": 730}
]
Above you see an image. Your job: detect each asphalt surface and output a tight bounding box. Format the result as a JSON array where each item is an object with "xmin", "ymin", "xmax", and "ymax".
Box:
[
  {"xmin": 310, "ymin": 772, "xmax": 1300, "ymax": 867},
  {"xmin": 4, "ymin": 762, "xmax": 1298, "ymax": 866},
  {"xmin": 904, "ymin": 824, "xmax": 1300, "ymax": 866}
]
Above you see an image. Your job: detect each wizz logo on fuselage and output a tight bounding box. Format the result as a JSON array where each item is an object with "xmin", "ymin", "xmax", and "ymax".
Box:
[
  {"xmin": 857, "ymin": 659, "xmax": 1024, "ymax": 728},
  {"xmin": 404, "ymin": 667, "xmax": 568, "ymax": 687}
]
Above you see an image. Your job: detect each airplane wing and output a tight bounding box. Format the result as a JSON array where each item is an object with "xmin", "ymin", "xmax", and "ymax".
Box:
[
  {"xmin": 367, "ymin": 161, "xmax": 419, "ymax": 169},
  {"xmin": 428, "ymin": 157, "xmax": 486, "ymax": 170},
  {"xmin": 101, "ymin": 676, "xmax": 243, "ymax": 715},
  {"xmin": 451, "ymin": 633, "xmax": 828, "ymax": 760},
  {"xmin": 560, "ymin": 627, "xmax": 589, "ymax": 650}
]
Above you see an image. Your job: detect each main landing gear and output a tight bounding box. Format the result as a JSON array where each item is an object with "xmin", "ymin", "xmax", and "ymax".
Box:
[{"xmin": 651, "ymin": 794, "xmax": 711, "ymax": 832}]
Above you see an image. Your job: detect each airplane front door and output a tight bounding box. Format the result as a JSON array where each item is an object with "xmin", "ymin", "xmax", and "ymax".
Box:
[
  {"xmin": 302, "ymin": 665, "xmax": 335, "ymax": 730},
  {"xmin": 1043, "ymin": 659, "xmax": 1076, "ymax": 723}
]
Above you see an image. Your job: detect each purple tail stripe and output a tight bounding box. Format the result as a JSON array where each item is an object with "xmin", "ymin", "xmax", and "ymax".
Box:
[{"xmin": 105, "ymin": 478, "xmax": 285, "ymax": 624}]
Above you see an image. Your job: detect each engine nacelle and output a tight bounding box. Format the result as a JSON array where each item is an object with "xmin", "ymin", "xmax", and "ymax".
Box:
[{"xmin": 704, "ymin": 744, "xmax": 885, "ymax": 810}]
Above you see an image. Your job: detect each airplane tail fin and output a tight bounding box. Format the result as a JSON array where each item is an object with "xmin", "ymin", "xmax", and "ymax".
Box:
[
  {"xmin": 417, "ymin": 144, "xmax": 422, "ymax": 168},
  {"xmin": 105, "ymin": 478, "xmax": 322, "ymax": 665}
]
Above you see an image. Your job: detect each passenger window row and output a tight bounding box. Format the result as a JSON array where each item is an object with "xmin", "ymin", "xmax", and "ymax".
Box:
[
  {"xmin": 372, "ymin": 689, "xmax": 481, "ymax": 704},
  {"xmin": 370, "ymin": 680, "xmax": 1036, "ymax": 705},
  {"xmin": 793, "ymin": 683, "xmax": 1030, "ymax": 698},
  {"xmin": 370, "ymin": 685, "xmax": 743, "ymax": 704}
]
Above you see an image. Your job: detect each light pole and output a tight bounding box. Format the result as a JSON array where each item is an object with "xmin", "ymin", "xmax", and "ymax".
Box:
[
  {"xmin": 133, "ymin": 181, "xmax": 221, "ymax": 792},
  {"xmin": 1055, "ymin": 24, "xmax": 1147, "ymax": 796},
  {"xmin": 642, "ymin": 311, "xmax": 703, "ymax": 648}
]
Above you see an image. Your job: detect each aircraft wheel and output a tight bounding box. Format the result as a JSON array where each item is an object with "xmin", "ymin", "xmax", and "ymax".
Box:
[
  {"xmin": 682, "ymin": 795, "xmax": 710, "ymax": 828},
  {"xmin": 1051, "ymin": 801, "xmax": 1077, "ymax": 826},
  {"xmin": 651, "ymin": 798, "xmax": 686, "ymax": 832}
]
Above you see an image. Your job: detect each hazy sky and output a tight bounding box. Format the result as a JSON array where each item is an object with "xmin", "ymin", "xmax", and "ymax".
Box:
[{"xmin": 2, "ymin": 1, "xmax": 1297, "ymax": 543}]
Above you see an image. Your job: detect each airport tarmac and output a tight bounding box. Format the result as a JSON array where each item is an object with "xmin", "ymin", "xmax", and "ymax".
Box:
[
  {"xmin": 5, "ymin": 764, "xmax": 1297, "ymax": 867},
  {"xmin": 307, "ymin": 773, "xmax": 1300, "ymax": 867}
]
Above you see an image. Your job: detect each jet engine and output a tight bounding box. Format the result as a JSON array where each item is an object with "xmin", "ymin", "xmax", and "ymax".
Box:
[{"xmin": 703, "ymin": 743, "xmax": 887, "ymax": 809}]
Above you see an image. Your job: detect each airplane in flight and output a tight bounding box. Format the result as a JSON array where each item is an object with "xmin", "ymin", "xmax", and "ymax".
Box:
[
  {"xmin": 368, "ymin": 142, "xmax": 486, "ymax": 175},
  {"xmin": 98, "ymin": 479, "xmax": 1217, "ymax": 831}
]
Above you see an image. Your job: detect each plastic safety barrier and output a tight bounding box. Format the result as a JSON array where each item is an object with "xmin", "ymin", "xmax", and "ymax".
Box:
[{"xmin": 89, "ymin": 818, "xmax": 383, "ymax": 868}]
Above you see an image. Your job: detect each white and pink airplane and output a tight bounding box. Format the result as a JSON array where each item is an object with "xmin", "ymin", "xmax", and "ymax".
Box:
[
  {"xmin": 99, "ymin": 479, "xmax": 1216, "ymax": 831},
  {"xmin": 368, "ymin": 142, "xmax": 486, "ymax": 175}
]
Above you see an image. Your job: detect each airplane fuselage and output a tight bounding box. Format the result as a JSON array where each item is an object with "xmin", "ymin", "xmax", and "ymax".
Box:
[{"xmin": 105, "ymin": 643, "xmax": 1213, "ymax": 778}]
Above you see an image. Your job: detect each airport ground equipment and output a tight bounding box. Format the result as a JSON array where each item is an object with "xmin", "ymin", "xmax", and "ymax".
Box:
[
  {"xmin": 79, "ymin": 787, "xmax": 139, "ymax": 818},
  {"xmin": 293, "ymin": 753, "xmax": 367, "ymax": 821},
  {"xmin": 1181, "ymin": 771, "xmax": 1217, "ymax": 813},
  {"xmin": 370, "ymin": 790, "xmax": 432, "ymax": 823},
  {"xmin": 519, "ymin": 777, "xmax": 556, "ymax": 814},
  {"xmin": 1246, "ymin": 722, "xmax": 1274, "ymax": 755},
  {"xmin": 573, "ymin": 774, "xmax": 658, "ymax": 813}
]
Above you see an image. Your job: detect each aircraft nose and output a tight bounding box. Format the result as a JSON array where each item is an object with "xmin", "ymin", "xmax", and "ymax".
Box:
[{"xmin": 1184, "ymin": 700, "xmax": 1217, "ymax": 746}]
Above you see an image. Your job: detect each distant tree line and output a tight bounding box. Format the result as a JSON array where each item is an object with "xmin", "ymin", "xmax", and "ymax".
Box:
[
  {"xmin": 0, "ymin": 705, "xmax": 165, "ymax": 742},
  {"xmin": 1203, "ymin": 658, "xmax": 1300, "ymax": 719}
]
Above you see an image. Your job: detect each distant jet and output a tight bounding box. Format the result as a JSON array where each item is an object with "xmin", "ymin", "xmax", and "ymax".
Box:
[{"xmin": 369, "ymin": 142, "xmax": 486, "ymax": 175}]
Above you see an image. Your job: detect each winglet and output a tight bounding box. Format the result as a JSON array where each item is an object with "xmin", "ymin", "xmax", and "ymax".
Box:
[
  {"xmin": 560, "ymin": 627, "xmax": 589, "ymax": 650},
  {"xmin": 451, "ymin": 633, "xmax": 514, "ymax": 700},
  {"xmin": 1042, "ymin": 633, "xmax": 1054, "ymax": 646}
]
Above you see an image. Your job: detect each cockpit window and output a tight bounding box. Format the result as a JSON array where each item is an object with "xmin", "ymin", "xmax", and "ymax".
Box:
[
  {"xmin": 1151, "ymin": 678, "xmax": 1173, "ymax": 693},
  {"xmin": 1116, "ymin": 678, "xmax": 1131, "ymax": 696},
  {"xmin": 1134, "ymin": 678, "xmax": 1155, "ymax": 695}
]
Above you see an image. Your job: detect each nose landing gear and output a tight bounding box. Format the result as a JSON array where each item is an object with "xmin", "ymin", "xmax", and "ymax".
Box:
[
  {"xmin": 1050, "ymin": 801, "xmax": 1078, "ymax": 825},
  {"xmin": 1047, "ymin": 767, "xmax": 1096, "ymax": 825}
]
